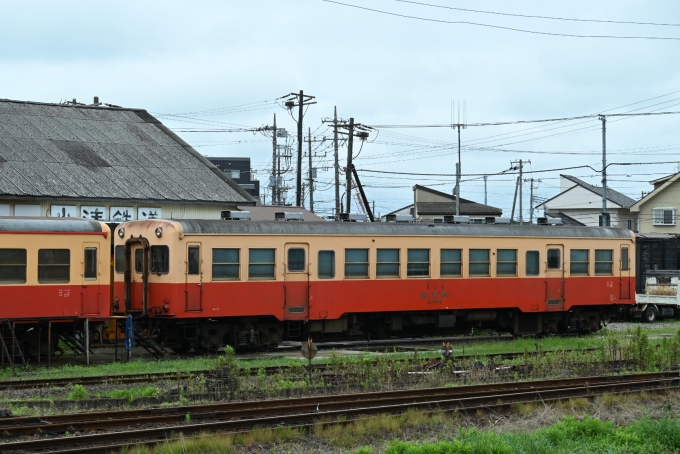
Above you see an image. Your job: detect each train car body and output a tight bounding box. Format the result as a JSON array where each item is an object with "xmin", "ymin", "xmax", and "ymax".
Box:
[{"xmin": 113, "ymin": 220, "xmax": 635, "ymax": 352}]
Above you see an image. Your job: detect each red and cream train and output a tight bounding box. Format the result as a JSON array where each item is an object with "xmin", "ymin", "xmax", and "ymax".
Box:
[{"xmin": 0, "ymin": 216, "xmax": 635, "ymax": 355}]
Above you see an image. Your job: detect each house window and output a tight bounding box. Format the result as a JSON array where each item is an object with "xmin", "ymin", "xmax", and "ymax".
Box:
[
  {"xmin": 653, "ymin": 208, "xmax": 676, "ymax": 226},
  {"xmin": 230, "ymin": 170, "xmax": 241, "ymax": 179}
]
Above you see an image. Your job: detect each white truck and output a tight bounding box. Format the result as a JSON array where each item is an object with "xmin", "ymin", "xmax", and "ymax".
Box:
[{"xmin": 632, "ymin": 270, "xmax": 680, "ymax": 323}]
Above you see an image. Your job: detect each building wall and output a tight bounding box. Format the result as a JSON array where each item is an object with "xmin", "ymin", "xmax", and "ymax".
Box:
[
  {"xmin": 0, "ymin": 199, "xmax": 239, "ymax": 221},
  {"xmin": 415, "ymin": 188, "xmax": 452, "ymax": 203},
  {"xmin": 550, "ymin": 208, "xmax": 636, "ymax": 229},
  {"xmin": 636, "ymin": 180, "xmax": 680, "ymax": 233},
  {"xmin": 208, "ymin": 157, "xmax": 260, "ymax": 201}
]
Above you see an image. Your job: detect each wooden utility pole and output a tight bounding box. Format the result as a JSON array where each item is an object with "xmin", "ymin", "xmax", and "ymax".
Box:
[{"xmin": 281, "ymin": 91, "xmax": 316, "ymax": 207}]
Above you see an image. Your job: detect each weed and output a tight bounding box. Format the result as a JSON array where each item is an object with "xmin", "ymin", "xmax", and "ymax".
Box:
[{"xmin": 68, "ymin": 384, "xmax": 88, "ymax": 400}]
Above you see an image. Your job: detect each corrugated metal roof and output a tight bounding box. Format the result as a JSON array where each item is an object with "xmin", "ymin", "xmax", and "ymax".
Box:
[
  {"xmin": 0, "ymin": 216, "xmax": 104, "ymax": 232},
  {"xmin": 0, "ymin": 99, "xmax": 255, "ymax": 205},
  {"xmin": 175, "ymin": 219, "xmax": 632, "ymax": 239}
]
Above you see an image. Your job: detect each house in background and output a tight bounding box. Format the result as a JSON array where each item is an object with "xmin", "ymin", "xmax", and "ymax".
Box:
[
  {"xmin": 381, "ymin": 185, "xmax": 502, "ymax": 223},
  {"xmin": 630, "ymin": 172, "xmax": 680, "ymax": 234},
  {"xmin": 208, "ymin": 157, "xmax": 261, "ymax": 202},
  {"xmin": 535, "ymin": 175, "xmax": 637, "ymax": 229}
]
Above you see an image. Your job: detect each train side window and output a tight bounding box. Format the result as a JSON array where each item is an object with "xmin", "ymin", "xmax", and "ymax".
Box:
[
  {"xmin": 187, "ymin": 246, "xmax": 200, "ymax": 275},
  {"xmin": 547, "ymin": 249, "xmax": 561, "ymax": 269},
  {"xmin": 287, "ymin": 248, "xmax": 306, "ymax": 272},
  {"xmin": 318, "ymin": 251, "xmax": 335, "ymax": 278},
  {"xmin": 595, "ymin": 249, "xmax": 613, "ymax": 275},
  {"xmin": 469, "ymin": 249, "xmax": 490, "ymax": 276},
  {"xmin": 407, "ymin": 249, "xmax": 430, "ymax": 277},
  {"xmin": 621, "ymin": 247, "xmax": 629, "ymax": 271},
  {"xmin": 377, "ymin": 249, "xmax": 400, "ymax": 277},
  {"xmin": 0, "ymin": 249, "xmax": 27, "ymax": 284},
  {"xmin": 441, "ymin": 249, "xmax": 462, "ymax": 277},
  {"xmin": 213, "ymin": 248, "xmax": 240, "ymax": 280},
  {"xmin": 497, "ymin": 249, "xmax": 517, "ymax": 276},
  {"xmin": 114, "ymin": 245, "xmax": 125, "ymax": 273},
  {"xmin": 38, "ymin": 249, "xmax": 70, "ymax": 283},
  {"xmin": 150, "ymin": 246, "xmax": 169, "ymax": 274},
  {"xmin": 134, "ymin": 249, "xmax": 143, "ymax": 273},
  {"xmin": 249, "ymin": 248, "xmax": 275, "ymax": 279},
  {"xmin": 570, "ymin": 249, "xmax": 589, "ymax": 275},
  {"xmin": 345, "ymin": 249, "xmax": 369, "ymax": 278},
  {"xmin": 526, "ymin": 251, "xmax": 540, "ymax": 276},
  {"xmin": 84, "ymin": 248, "xmax": 97, "ymax": 280}
]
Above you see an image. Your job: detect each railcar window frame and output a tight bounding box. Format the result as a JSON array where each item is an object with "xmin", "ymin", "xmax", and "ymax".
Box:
[
  {"xmin": 212, "ymin": 248, "xmax": 240, "ymax": 280},
  {"xmin": 547, "ymin": 249, "xmax": 561, "ymax": 269},
  {"xmin": 377, "ymin": 249, "xmax": 400, "ymax": 278},
  {"xmin": 318, "ymin": 250, "xmax": 335, "ymax": 279},
  {"xmin": 469, "ymin": 249, "xmax": 490, "ymax": 276},
  {"xmin": 0, "ymin": 248, "xmax": 27, "ymax": 284},
  {"xmin": 150, "ymin": 246, "xmax": 170, "ymax": 275},
  {"xmin": 287, "ymin": 248, "xmax": 306, "ymax": 272},
  {"xmin": 84, "ymin": 247, "xmax": 97, "ymax": 280},
  {"xmin": 595, "ymin": 249, "xmax": 613, "ymax": 275},
  {"xmin": 496, "ymin": 249, "xmax": 517, "ymax": 276},
  {"xmin": 570, "ymin": 249, "xmax": 590, "ymax": 276},
  {"xmin": 114, "ymin": 245, "xmax": 124, "ymax": 274},
  {"xmin": 248, "ymin": 248, "xmax": 276, "ymax": 280},
  {"xmin": 621, "ymin": 247, "xmax": 629, "ymax": 271},
  {"xmin": 440, "ymin": 249, "xmax": 462, "ymax": 277},
  {"xmin": 187, "ymin": 246, "xmax": 200, "ymax": 276},
  {"xmin": 526, "ymin": 251, "xmax": 540, "ymax": 276},
  {"xmin": 407, "ymin": 249, "xmax": 430, "ymax": 278},
  {"xmin": 345, "ymin": 248, "xmax": 369, "ymax": 279},
  {"xmin": 134, "ymin": 249, "xmax": 143, "ymax": 273},
  {"xmin": 38, "ymin": 249, "xmax": 70, "ymax": 284}
]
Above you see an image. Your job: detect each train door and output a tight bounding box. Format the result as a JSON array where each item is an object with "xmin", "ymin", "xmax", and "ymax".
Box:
[
  {"xmin": 545, "ymin": 245, "xmax": 564, "ymax": 311},
  {"xmin": 130, "ymin": 246, "xmax": 145, "ymax": 312},
  {"xmin": 81, "ymin": 244, "xmax": 100, "ymax": 315},
  {"xmin": 186, "ymin": 243, "xmax": 203, "ymax": 312},
  {"xmin": 283, "ymin": 243, "xmax": 309, "ymax": 320},
  {"xmin": 620, "ymin": 245, "xmax": 631, "ymax": 299}
]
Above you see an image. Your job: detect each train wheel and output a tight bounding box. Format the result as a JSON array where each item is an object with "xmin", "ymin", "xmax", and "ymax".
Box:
[{"xmin": 643, "ymin": 306, "xmax": 657, "ymax": 323}]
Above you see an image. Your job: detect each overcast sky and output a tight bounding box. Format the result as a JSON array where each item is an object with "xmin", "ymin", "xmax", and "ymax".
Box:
[{"xmin": 3, "ymin": 0, "xmax": 679, "ymax": 219}]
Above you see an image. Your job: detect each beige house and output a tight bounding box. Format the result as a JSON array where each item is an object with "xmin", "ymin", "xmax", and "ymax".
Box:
[{"xmin": 630, "ymin": 172, "xmax": 680, "ymax": 234}]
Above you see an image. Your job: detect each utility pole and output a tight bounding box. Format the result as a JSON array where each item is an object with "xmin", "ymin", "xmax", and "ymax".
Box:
[
  {"xmin": 525, "ymin": 178, "xmax": 540, "ymax": 224},
  {"xmin": 333, "ymin": 107, "xmax": 340, "ymax": 218},
  {"xmin": 282, "ymin": 91, "xmax": 316, "ymax": 207},
  {"xmin": 346, "ymin": 118, "xmax": 355, "ymax": 214},
  {"xmin": 511, "ymin": 160, "xmax": 525, "ymax": 224},
  {"xmin": 308, "ymin": 127, "xmax": 314, "ymax": 213},
  {"xmin": 600, "ymin": 115, "xmax": 609, "ymax": 226},
  {"xmin": 271, "ymin": 114, "xmax": 277, "ymax": 206},
  {"xmin": 483, "ymin": 175, "xmax": 488, "ymax": 205},
  {"xmin": 510, "ymin": 176, "xmax": 519, "ymax": 222},
  {"xmin": 452, "ymin": 125, "xmax": 466, "ymax": 215}
]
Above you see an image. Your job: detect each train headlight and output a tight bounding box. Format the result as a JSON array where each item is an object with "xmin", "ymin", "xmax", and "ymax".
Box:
[
  {"xmin": 118, "ymin": 228, "xmax": 125, "ymax": 238},
  {"xmin": 155, "ymin": 227, "xmax": 163, "ymax": 238}
]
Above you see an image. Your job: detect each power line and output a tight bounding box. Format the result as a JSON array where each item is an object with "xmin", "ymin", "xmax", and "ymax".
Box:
[{"xmin": 323, "ymin": 0, "xmax": 680, "ymax": 41}]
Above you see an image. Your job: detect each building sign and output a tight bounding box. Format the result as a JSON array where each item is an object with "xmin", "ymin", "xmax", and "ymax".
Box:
[
  {"xmin": 0, "ymin": 205, "xmax": 9, "ymax": 216},
  {"xmin": 138, "ymin": 208, "xmax": 162, "ymax": 220},
  {"xmin": 14, "ymin": 205, "xmax": 41, "ymax": 217},
  {"xmin": 81, "ymin": 206, "xmax": 107, "ymax": 221},
  {"xmin": 110, "ymin": 207, "xmax": 135, "ymax": 222},
  {"xmin": 51, "ymin": 205, "xmax": 77, "ymax": 218}
]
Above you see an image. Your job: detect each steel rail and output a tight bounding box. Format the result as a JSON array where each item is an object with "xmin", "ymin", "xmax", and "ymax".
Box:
[{"xmin": 0, "ymin": 371, "xmax": 677, "ymax": 451}]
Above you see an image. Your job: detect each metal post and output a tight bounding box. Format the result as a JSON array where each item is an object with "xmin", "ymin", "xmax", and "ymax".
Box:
[
  {"xmin": 85, "ymin": 319, "xmax": 89, "ymax": 365},
  {"xmin": 114, "ymin": 319, "xmax": 118, "ymax": 362},
  {"xmin": 600, "ymin": 115, "xmax": 609, "ymax": 226},
  {"xmin": 346, "ymin": 118, "xmax": 355, "ymax": 214},
  {"xmin": 529, "ymin": 178, "xmax": 535, "ymax": 224},
  {"xmin": 518, "ymin": 160, "xmax": 524, "ymax": 225},
  {"xmin": 296, "ymin": 90, "xmax": 304, "ymax": 207},
  {"xmin": 37, "ymin": 322, "xmax": 41, "ymax": 364},
  {"xmin": 334, "ymin": 107, "xmax": 340, "ymax": 219},
  {"xmin": 47, "ymin": 321, "xmax": 51, "ymax": 368},
  {"xmin": 308, "ymin": 127, "xmax": 314, "ymax": 213},
  {"xmin": 272, "ymin": 114, "xmax": 277, "ymax": 205}
]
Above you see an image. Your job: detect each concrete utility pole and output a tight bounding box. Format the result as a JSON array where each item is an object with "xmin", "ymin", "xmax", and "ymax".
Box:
[
  {"xmin": 452, "ymin": 125, "xmax": 465, "ymax": 215},
  {"xmin": 483, "ymin": 175, "xmax": 488, "ymax": 205},
  {"xmin": 281, "ymin": 91, "xmax": 316, "ymax": 207},
  {"xmin": 600, "ymin": 115, "xmax": 609, "ymax": 226},
  {"xmin": 511, "ymin": 160, "xmax": 525, "ymax": 224},
  {"xmin": 271, "ymin": 114, "xmax": 277, "ymax": 206},
  {"xmin": 510, "ymin": 176, "xmax": 519, "ymax": 222},
  {"xmin": 333, "ymin": 107, "xmax": 340, "ymax": 219},
  {"xmin": 308, "ymin": 127, "xmax": 314, "ymax": 213},
  {"xmin": 526, "ymin": 178, "xmax": 539, "ymax": 224},
  {"xmin": 346, "ymin": 118, "xmax": 355, "ymax": 214}
]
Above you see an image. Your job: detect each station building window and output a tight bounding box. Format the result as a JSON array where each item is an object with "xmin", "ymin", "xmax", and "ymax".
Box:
[
  {"xmin": 345, "ymin": 249, "xmax": 369, "ymax": 278},
  {"xmin": 249, "ymin": 249, "xmax": 275, "ymax": 279},
  {"xmin": 213, "ymin": 248, "xmax": 240, "ymax": 280},
  {"xmin": 595, "ymin": 249, "xmax": 613, "ymax": 275},
  {"xmin": 38, "ymin": 249, "xmax": 70, "ymax": 283},
  {"xmin": 526, "ymin": 251, "xmax": 540, "ymax": 276},
  {"xmin": 570, "ymin": 249, "xmax": 589, "ymax": 275},
  {"xmin": 407, "ymin": 249, "xmax": 430, "ymax": 277},
  {"xmin": 114, "ymin": 245, "xmax": 124, "ymax": 273},
  {"xmin": 440, "ymin": 249, "xmax": 462, "ymax": 277},
  {"xmin": 318, "ymin": 251, "xmax": 335, "ymax": 278},
  {"xmin": 377, "ymin": 249, "xmax": 400, "ymax": 277},
  {"xmin": 150, "ymin": 246, "xmax": 169, "ymax": 274},
  {"xmin": 0, "ymin": 249, "xmax": 26, "ymax": 283},
  {"xmin": 469, "ymin": 249, "xmax": 490, "ymax": 276},
  {"xmin": 497, "ymin": 249, "xmax": 517, "ymax": 276}
]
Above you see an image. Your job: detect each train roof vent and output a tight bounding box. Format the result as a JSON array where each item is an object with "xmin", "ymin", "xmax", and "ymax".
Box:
[
  {"xmin": 537, "ymin": 217, "xmax": 549, "ymax": 225},
  {"xmin": 443, "ymin": 215, "xmax": 470, "ymax": 224},
  {"xmin": 221, "ymin": 210, "xmax": 251, "ymax": 220},
  {"xmin": 385, "ymin": 214, "xmax": 412, "ymax": 223},
  {"xmin": 339, "ymin": 213, "xmax": 368, "ymax": 222},
  {"xmin": 486, "ymin": 216, "xmax": 511, "ymax": 224},
  {"xmin": 275, "ymin": 211, "xmax": 304, "ymax": 221},
  {"xmin": 547, "ymin": 218, "xmax": 563, "ymax": 225}
]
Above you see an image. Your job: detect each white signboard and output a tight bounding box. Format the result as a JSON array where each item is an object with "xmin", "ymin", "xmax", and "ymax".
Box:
[
  {"xmin": 0, "ymin": 204, "xmax": 9, "ymax": 216},
  {"xmin": 110, "ymin": 207, "xmax": 135, "ymax": 222},
  {"xmin": 14, "ymin": 205, "xmax": 41, "ymax": 217},
  {"xmin": 51, "ymin": 205, "xmax": 77, "ymax": 218},
  {"xmin": 81, "ymin": 206, "xmax": 107, "ymax": 221},
  {"xmin": 138, "ymin": 207, "xmax": 162, "ymax": 220}
]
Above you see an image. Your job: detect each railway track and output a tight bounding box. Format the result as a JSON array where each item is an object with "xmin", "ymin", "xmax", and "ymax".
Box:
[
  {"xmin": 0, "ymin": 348, "xmax": 599, "ymax": 391},
  {"xmin": 1, "ymin": 371, "xmax": 678, "ymax": 453}
]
